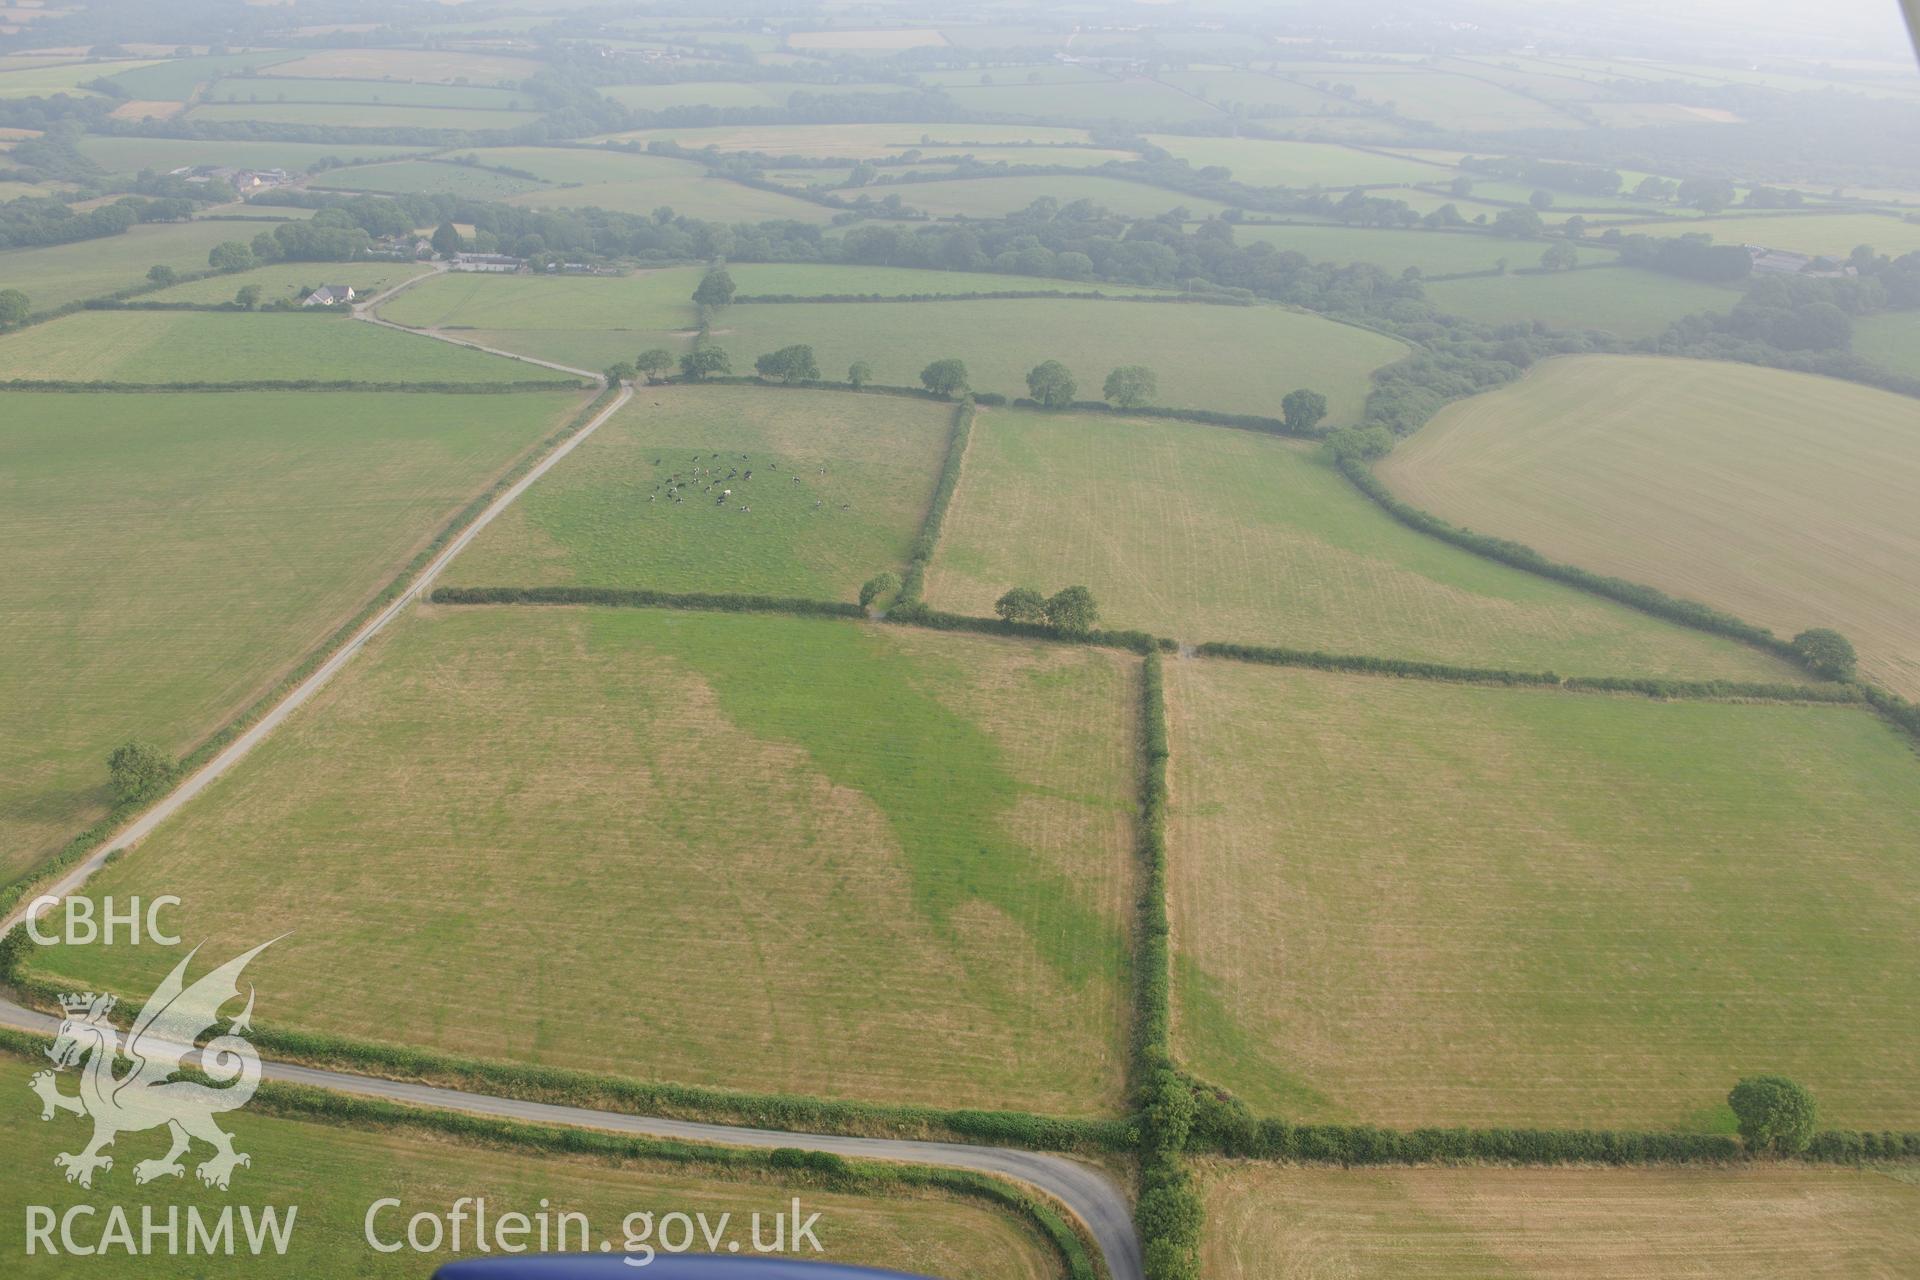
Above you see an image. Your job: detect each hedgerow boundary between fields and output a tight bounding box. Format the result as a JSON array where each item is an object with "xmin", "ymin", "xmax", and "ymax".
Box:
[{"xmin": 0, "ymin": 1031, "xmax": 1100, "ymax": 1280}]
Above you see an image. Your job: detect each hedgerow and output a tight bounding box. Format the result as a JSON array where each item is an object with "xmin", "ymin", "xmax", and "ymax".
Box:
[
  {"xmin": 884, "ymin": 605, "xmax": 1168, "ymax": 655},
  {"xmin": 1195, "ymin": 641, "xmax": 1859, "ymax": 703},
  {"xmin": 894, "ymin": 398, "xmax": 975, "ymax": 605},
  {"xmin": 733, "ymin": 290, "xmax": 1252, "ymax": 307},
  {"xmin": 432, "ymin": 586, "xmax": 864, "ymax": 620},
  {"xmin": 1009, "ymin": 398, "xmax": 1310, "ymax": 438}
]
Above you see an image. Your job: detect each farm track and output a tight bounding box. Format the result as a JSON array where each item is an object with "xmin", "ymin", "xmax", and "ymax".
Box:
[{"xmin": 0, "ymin": 270, "xmax": 1144, "ymax": 1280}]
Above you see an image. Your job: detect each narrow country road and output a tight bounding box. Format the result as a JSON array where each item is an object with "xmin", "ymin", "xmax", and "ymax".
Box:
[
  {"xmin": 0, "ymin": 275, "xmax": 1145, "ymax": 1280},
  {"xmin": 0, "ymin": 994, "xmax": 1139, "ymax": 1280}
]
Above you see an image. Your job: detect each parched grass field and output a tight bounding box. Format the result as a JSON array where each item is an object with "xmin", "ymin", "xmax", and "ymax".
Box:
[
  {"xmin": 0, "ymin": 311, "xmax": 558, "ymax": 383},
  {"xmin": 202, "ymin": 75, "xmax": 530, "ymax": 110},
  {"xmin": 443, "ymin": 384, "xmax": 951, "ymax": 600},
  {"xmin": 0, "ymin": 1058, "xmax": 1063, "ymax": 1280},
  {"xmin": 0, "ymin": 389, "xmax": 581, "ymax": 882},
  {"xmin": 75, "ymin": 136, "xmax": 423, "ymax": 176},
  {"xmin": 96, "ymin": 50, "xmax": 301, "ymax": 99},
  {"xmin": 308, "ymin": 158, "xmax": 550, "ymax": 198},
  {"xmin": 1197, "ymin": 1161, "xmax": 1920, "ymax": 1280},
  {"xmin": 1167, "ymin": 659, "xmax": 1920, "ymax": 1129},
  {"xmin": 0, "ymin": 216, "xmax": 294, "ymax": 313},
  {"xmin": 927, "ymin": 410, "xmax": 1801, "ymax": 678},
  {"xmin": 939, "ymin": 78, "xmax": 1222, "ymax": 123},
  {"xmin": 1606, "ymin": 212, "xmax": 1920, "ymax": 257},
  {"xmin": 605, "ymin": 80, "xmax": 904, "ymax": 110},
  {"xmin": 144, "ymin": 260, "xmax": 431, "ymax": 305},
  {"xmin": 1422, "ymin": 268, "xmax": 1740, "ymax": 338},
  {"xmin": 1230, "ymin": 223, "xmax": 1613, "ymax": 275},
  {"xmin": 185, "ymin": 101, "xmax": 545, "ymax": 130},
  {"xmin": 0, "ymin": 57, "xmax": 159, "ymax": 96},
  {"xmin": 1146, "ymin": 136, "xmax": 1448, "ymax": 187},
  {"xmin": 37, "ymin": 607, "xmax": 1140, "ymax": 1114},
  {"xmin": 879, "ymin": 173, "xmax": 1228, "ymax": 219},
  {"xmin": 1379, "ymin": 356, "xmax": 1920, "ymax": 698},
  {"xmin": 262, "ymin": 48, "xmax": 544, "ymax": 84},
  {"xmin": 593, "ymin": 123, "xmax": 1096, "ymax": 158}
]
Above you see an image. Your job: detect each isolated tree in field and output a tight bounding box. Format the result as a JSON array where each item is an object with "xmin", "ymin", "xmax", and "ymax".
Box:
[
  {"xmin": 634, "ymin": 348, "xmax": 674, "ymax": 383},
  {"xmin": 920, "ymin": 358, "xmax": 969, "ymax": 398},
  {"xmin": 678, "ymin": 346, "xmax": 731, "ymax": 380},
  {"xmin": 1528, "ymin": 188, "xmax": 1555, "ymax": 210},
  {"xmin": 994, "ymin": 587, "xmax": 1048, "ymax": 625},
  {"xmin": 146, "ymin": 264, "xmax": 177, "ymax": 287},
  {"xmin": 847, "ymin": 360, "xmax": 873, "ymax": 389},
  {"xmin": 755, "ymin": 344, "xmax": 820, "ymax": 383},
  {"xmin": 235, "ymin": 284, "xmax": 263, "ymax": 310},
  {"xmin": 1728, "ymin": 1076, "xmax": 1816, "ymax": 1155},
  {"xmin": 107, "ymin": 740, "xmax": 174, "ymax": 806},
  {"xmin": 605, "ymin": 361, "xmax": 636, "ymax": 384},
  {"xmin": 0, "ymin": 288, "xmax": 28, "ymax": 328},
  {"xmin": 1450, "ymin": 175, "xmax": 1474, "ymax": 196},
  {"xmin": 430, "ymin": 220, "xmax": 465, "ymax": 257},
  {"xmin": 1540, "ymin": 241, "xmax": 1579, "ymax": 272},
  {"xmin": 1044, "ymin": 585, "xmax": 1099, "ymax": 635},
  {"xmin": 692, "ymin": 266, "xmax": 736, "ymax": 309},
  {"xmin": 859, "ymin": 572, "xmax": 901, "ymax": 608},
  {"xmin": 1282, "ymin": 388, "xmax": 1329, "ymax": 434},
  {"xmin": 1104, "ymin": 364, "xmax": 1157, "ymax": 409},
  {"xmin": 1791, "ymin": 628, "xmax": 1857, "ymax": 681},
  {"xmin": 1026, "ymin": 360, "xmax": 1077, "ymax": 407},
  {"xmin": 208, "ymin": 240, "xmax": 255, "ymax": 273}
]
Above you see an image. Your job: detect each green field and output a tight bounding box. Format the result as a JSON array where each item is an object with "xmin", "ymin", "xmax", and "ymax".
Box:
[
  {"xmin": 443, "ymin": 384, "xmax": 951, "ymax": 599},
  {"xmin": 880, "ymin": 174, "xmax": 1228, "ymax": 219},
  {"xmin": 1167, "ymin": 660, "xmax": 1920, "ymax": 1129},
  {"xmin": 594, "ymin": 123, "xmax": 1096, "ymax": 159},
  {"xmin": 202, "ymin": 75, "xmax": 530, "ymax": 109},
  {"xmin": 1146, "ymin": 136, "xmax": 1448, "ymax": 187},
  {"xmin": 0, "ymin": 311, "xmax": 560, "ymax": 383},
  {"xmin": 144, "ymin": 260, "xmax": 431, "ymax": 305},
  {"xmin": 0, "ymin": 389, "xmax": 578, "ymax": 881},
  {"xmin": 262, "ymin": 48, "xmax": 543, "ymax": 84},
  {"xmin": 434, "ymin": 146, "xmax": 840, "ymax": 222},
  {"xmin": 0, "ymin": 217, "xmax": 300, "ymax": 314},
  {"xmin": 0, "ymin": 58, "xmax": 157, "ymax": 97},
  {"xmin": 378, "ymin": 266, "xmax": 703, "ymax": 333},
  {"xmin": 1422, "ymin": 268, "xmax": 1739, "ymax": 337},
  {"xmin": 1230, "ymin": 223, "xmax": 1612, "ymax": 275},
  {"xmin": 1198, "ymin": 1161, "xmax": 1920, "ymax": 1280},
  {"xmin": 710, "ymin": 300, "xmax": 1405, "ymax": 420},
  {"xmin": 75, "ymin": 136, "xmax": 424, "ymax": 176},
  {"xmin": 1606, "ymin": 212, "xmax": 1920, "ymax": 257},
  {"xmin": 185, "ymin": 101, "xmax": 544, "ymax": 130},
  {"xmin": 605, "ymin": 80, "xmax": 903, "ymax": 109},
  {"xmin": 97, "ymin": 51, "xmax": 302, "ymax": 100},
  {"xmin": 36, "ymin": 607, "xmax": 1139, "ymax": 1114},
  {"xmin": 1852, "ymin": 309, "xmax": 1920, "ymax": 378},
  {"xmin": 938, "ymin": 77, "xmax": 1221, "ymax": 123},
  {"xmin": 0, "ymin": 1042, "xmax": 1062, "ymax": 1279},
  {"xmin": 725, "ymin": 262, "xmax": 1173, "ymax": 296},
  {"xmin": 1285, "ymin": 66, "xmax": 1578, "ymax": 131},
  {"xmin": 1150, "ymin": 73, "xmax": 1359, "ymax": 119},
  {"xmin": 307, "ymin": 158, "xmax": 550, "ymax": 198},
  {"xmin": 1379, "ymin": 355, "xmax": 1920, "ymax": 698},
  {"xmin": 925, "ymin": 409, "xmax": 1800, "ymax": 678}
]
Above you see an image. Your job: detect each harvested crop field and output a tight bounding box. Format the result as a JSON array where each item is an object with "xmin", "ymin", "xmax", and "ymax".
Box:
[
  {"xmin": 0, "ymin": 389, "xmax": 582, "ymax": 881},
  {"xmin": 1197, "ymin": 1160, "xmax": 1920, "ymax": 1280},
  {"xmin": 36, "ymin": 608, "xmax": 1140, "ymax": 1114},
  {"xmin": 443, "ymin": 384, "xmax": 953, "ymax": 600},
  {"xmin": 926, "ymin": 409, "xmax": 1801, "ymax": 679},
  {"xmin": 1379, "ymin": 356, "xmax": 1920, "ymax": 697},
  {"xmin": 1165, "ymin": 659, "xmax": 1920, "ymax": 1129}
]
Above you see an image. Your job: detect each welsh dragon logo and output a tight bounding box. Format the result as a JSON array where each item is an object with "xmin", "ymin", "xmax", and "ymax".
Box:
[{"xmin": 30, "ymin": 939, "xmax": 278, "ymax": 1190}]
